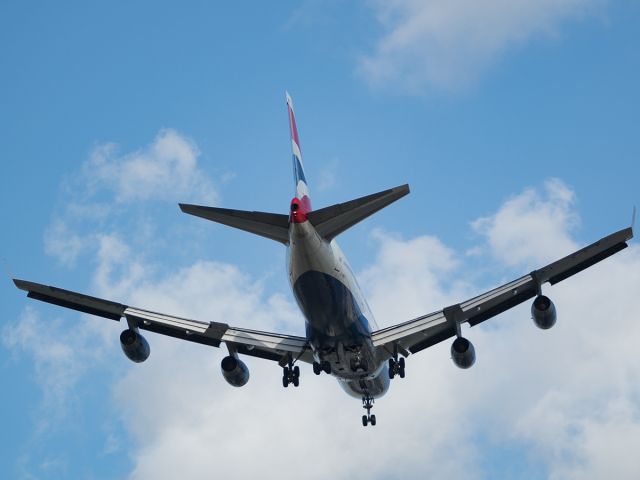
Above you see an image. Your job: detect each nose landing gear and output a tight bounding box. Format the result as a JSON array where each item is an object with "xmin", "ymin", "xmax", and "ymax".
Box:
[{"xmin": 361, "ymin": 395, "xmax": 376, "ymax": 427}]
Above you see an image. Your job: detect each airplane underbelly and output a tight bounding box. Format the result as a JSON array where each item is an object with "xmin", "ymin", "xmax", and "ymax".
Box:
[
  {"xmin": 337, "ymin": 368, "xmax": 390, "ymax": 399},
  {"xmin": 293, "ymin": 270, "xmax": 371, "ymax": 343}
]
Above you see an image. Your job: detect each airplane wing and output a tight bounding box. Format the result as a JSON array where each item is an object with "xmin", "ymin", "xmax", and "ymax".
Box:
[
  {"xmin": 13, "ymin": 279, "xmax": 313, "ymax": 365},
  {"xmin": 371, "ymin": 225, "xmax": 634, "ymax": 358}
]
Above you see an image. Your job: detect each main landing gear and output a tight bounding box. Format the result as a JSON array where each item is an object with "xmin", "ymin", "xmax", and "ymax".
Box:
[
  {"xmin": 388, "ymin": 356, "xmax": 405, "ymax": 379},
  {"xmin": 312, "ymin": 360, "xmax": 332, "ymax": 375},
  {"xmin": 361, "ymin": 395, "xmax": 376, "ymax": 427},
  {"xmin": 282, "ymin": 359, "xmax": 300, "ymax": 388}
]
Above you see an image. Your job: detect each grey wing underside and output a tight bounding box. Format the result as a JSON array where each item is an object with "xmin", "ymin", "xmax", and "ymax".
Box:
[
  {"xmin": 372, "ymin": 225, "xmax": 634, "ymax": 358},
  {"xmin": 13, "ymin": 279, "xmax": 313, "ymax": 365}
]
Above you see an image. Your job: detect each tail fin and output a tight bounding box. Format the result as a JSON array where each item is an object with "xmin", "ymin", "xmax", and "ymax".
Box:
[{"xmin": 286, "ymin": 92, "xmax": 310, "ymax": 202}]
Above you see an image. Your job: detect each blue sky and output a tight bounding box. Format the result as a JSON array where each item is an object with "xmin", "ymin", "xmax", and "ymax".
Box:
[{"xmin": 2, "ymin": 1, "xmax": 640, "ymax": 478}]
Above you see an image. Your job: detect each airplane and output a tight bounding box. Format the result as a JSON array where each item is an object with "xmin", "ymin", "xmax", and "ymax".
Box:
[{"xmin": 13, "ymin": 93, "xmax": 635, "ymax": 427}]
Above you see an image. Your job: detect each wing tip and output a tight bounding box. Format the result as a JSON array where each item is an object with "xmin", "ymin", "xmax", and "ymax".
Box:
[{"xmin": 13, "ymin": 278, "xmax": 29, "ymax": 291}]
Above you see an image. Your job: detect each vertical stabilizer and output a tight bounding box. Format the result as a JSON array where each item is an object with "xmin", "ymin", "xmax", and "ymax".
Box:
[{"xmin": 286, "ymin": 92, "xmax": 310, "ymax": 205}]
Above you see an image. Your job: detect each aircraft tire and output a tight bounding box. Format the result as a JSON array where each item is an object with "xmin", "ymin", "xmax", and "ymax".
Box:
[{"xmin": 322, "ymin": 361, "xmax": 332, "ymax": 374}]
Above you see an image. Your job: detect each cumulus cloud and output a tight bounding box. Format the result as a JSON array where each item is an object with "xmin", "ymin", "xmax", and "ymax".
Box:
[
  {"xmin": 2, "ymin": 307, "xmax": 114, "ymax": 430},
  {"xmin": 472, "ymin": 177, "xmax": 579, "ymax": 269},
  {"xmin": 359, "ymin": 0, "xmax": 605, "ymax": 92},
  {"xmin": 85, "ymin": 129, "xmax": 217, "ymax": 204},
  {"xmin": 108, "ymin": 180, "xmax": 640, "ymax": 479},
  {"xmin": 44, "ymin": 129, "xmax": 218, "ymax": 267},
  {"xmin": 8, "ymin": 176, "xmax": 640, "ymax": 478}
]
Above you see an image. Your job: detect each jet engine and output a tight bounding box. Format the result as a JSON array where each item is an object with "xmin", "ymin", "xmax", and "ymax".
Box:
[
  {"xmin": 120, "ymin": 329, "xmax": 150, "ymax": 363},
  {"xmin": 221, "ymin": 355, "xmax": 250, "ymax": 387},
  {"xmin": 451, "ymin": 337, "xmax": 476, "ymax": 369},
  {"xmin": 531, "ymin": 295, "xmax": 557, "ymax": 329}
]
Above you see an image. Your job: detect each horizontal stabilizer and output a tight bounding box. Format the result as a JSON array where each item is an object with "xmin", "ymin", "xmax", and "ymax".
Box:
[
  {"xmin": 308, "ymin": 184, "xmax": 410, "ymax": 241},
  {"xmin": 179, "ymin": 204, "xmax": 290, "ymax": 244}
]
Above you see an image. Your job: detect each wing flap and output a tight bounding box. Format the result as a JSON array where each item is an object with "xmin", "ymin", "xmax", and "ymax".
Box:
[{"xmin": 14, "ymin": 279, "xmax": 311, "ymax": 363}]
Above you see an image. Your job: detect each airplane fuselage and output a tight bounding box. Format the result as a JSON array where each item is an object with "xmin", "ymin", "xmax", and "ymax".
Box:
[{"xmin": 287, "ymin": 217, "xmax": 390, "ymax": 399}]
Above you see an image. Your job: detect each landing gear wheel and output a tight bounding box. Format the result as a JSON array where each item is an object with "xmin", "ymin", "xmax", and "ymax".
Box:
[
  {"xmin": 370, "ymin": 415, "xmax": 376, "ymax": 426},
  {"xmin": 322, "ymin": 361, "xmax": 332, "ymax": 374},
  {"xmin": 389, "ymin": 356, "xmax": 406, "ymax": 379},
  {"xmin": 283, "ymin": 361, "xmax": 300, "ymax": 387},
  {"xmin": 313, "ymin": 362, "xmax": 321, "ymax": 375},
  {"xmin": 362, "ymin": 415, "xmax": 368, "ymax": 427}
]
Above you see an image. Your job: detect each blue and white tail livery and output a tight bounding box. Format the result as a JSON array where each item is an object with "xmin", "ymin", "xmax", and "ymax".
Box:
[{"xmin": 286, "ymin": 92, "xmax": 309, "ymax": 201}]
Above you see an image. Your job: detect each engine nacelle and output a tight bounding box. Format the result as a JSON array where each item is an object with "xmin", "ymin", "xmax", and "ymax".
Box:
[
  {"xmin": 221, "ymin": 356, "xmax": 250, "ymax": 387},
  {"xmin": 120, "ymin": 329, "xmax": 150, "ymax": 363},
  {"xmin": 451, "ymin": 337, "xmax": 476, "ymax": 369},
  {"xmin": 531, "ymin": 295, "xmax": 557, "ymax": 329}
]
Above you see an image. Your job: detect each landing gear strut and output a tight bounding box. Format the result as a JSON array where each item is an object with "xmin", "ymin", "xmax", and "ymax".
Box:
[
  {"xmin": 388, "ymin": 356, "xmax": 405, "ymax": 379},
  {"xmin": 361, "ymin": 395, "xmax": 376, "ymax": 427},
  {"xmin": 282, "ymin": 358, "xmax": 300, "ymax": 387}
]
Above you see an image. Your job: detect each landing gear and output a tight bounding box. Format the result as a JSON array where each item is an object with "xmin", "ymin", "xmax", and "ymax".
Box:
[
  {"xmin": 361, "ymin": 395, "xmax": 376, "ymax": 427},
  {"xmin": 322, "ymin": 361, "xmax": 331, "ymax": 374},
  {"xmin": 312, "ymin": 360, "xmax": 332, "ymax": 375},
  {"xmin": 282, "ymin": 364, "xmax": 300, "ymax": 387},
  {"xmin": 388, "ymin": 356, "xmax": 405, "ymax": 379}
]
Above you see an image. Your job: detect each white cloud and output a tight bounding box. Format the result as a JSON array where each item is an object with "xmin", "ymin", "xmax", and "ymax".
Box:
[
  {"xmin": 359, "ymin": 0, "xmax": 605, "ymax": 92},
  {"xmin": 44, "ymin": 218, "xmax": 93, "ymax": 267},
  {"xmin": 44, "ymin": 129, "xmax": 218, "ymax": 267},
  {"xmin": 9, "ymin": 177, "xmax": 640, "ymax": 478},
  {"xmin": 85, "ymin": 129, "xmax": 217, "ymax": 204},
  {"xmin": 471, "ymin": 178, "xmax": 578, "ymax": 269},
  {"xmin": 2, "ymin": 307, "xmax": 114, "ymax": 431},
  {"xmin": 110, "ymin": 180, "xmax": 639, "ymax": 479}
]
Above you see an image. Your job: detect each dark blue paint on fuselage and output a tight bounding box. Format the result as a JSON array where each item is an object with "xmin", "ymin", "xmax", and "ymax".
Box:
[{"xmin": 293, "ymin": 270, "xmax": 372, "ymax": 347}]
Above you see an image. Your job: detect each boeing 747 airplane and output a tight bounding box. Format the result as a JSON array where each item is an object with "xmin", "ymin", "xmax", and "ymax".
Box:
[{"xmin": 14, "ymin": 94, "xmax": 634, "ymax": 426}]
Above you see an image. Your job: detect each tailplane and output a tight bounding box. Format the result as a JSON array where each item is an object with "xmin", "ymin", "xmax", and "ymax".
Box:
[
  {"xmin": 179, "ymin": 95, "xmax": 409, "ymax": 245},
  {"xmin": 308, "ymin": 184, "xmax": 409, "ymax": 241},
  {"xmin": 179, "ymin": 184, "xmax": 409, "ymax": 244}
]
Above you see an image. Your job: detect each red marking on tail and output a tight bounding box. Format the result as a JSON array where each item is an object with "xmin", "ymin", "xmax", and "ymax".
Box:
[
  {"xmin": 290, "ymin": 196, "xmax": 312, "ymax": 223},
  {"xmin": 288, "ymin": 104, "xmax": 301, "ymax": 148}
]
